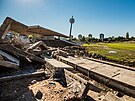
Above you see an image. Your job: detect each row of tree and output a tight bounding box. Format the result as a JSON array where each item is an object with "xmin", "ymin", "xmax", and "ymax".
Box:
[{"xmin": 77, "ymin": 32, "xmax": 135, "ymax": 43}]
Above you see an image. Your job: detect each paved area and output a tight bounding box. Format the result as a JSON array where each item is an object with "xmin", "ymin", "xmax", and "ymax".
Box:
[
  {"xmin": 45, "ymin": 57, "xmax": 73, "ymax": 69},
  {"xmin": 58, "ymin": 56, "xmax": 135, "ymax": 87}
]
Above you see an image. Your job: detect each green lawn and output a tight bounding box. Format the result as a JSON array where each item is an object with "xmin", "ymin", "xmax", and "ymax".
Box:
[
  {"xmin": 106, "ymin": 43, "xmax": 135, "ymax": 50},
  {"xmin": 83, "ymin": 42, "xmax": 135, "ymax": 65}
]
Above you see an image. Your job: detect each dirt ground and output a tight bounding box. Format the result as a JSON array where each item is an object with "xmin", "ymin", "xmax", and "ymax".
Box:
[
  {"xmin": 0, "ymin": 76, "xmax": 93, "ymax": 101},
  {"xmin": 1, "ymin": 76, "xmax": 135, "ymax": 101}
]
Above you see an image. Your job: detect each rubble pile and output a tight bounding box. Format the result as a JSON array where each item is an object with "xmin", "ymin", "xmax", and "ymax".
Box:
[
  {"xmin": 1, "ymin": 17, "xmax": 135, "ymax": 101},
  {"xmin": 0, "ymin": 17, "xmax": 57, "ymax": 73},
  {"xmin": 0, "ymin": 17, "xmax": 90, "ymax": 101}
]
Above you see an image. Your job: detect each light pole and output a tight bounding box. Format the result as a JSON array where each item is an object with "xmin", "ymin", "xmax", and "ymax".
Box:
[{"xmin": 69, "ymin": 16, "xmax": 75, "ymax": 40}]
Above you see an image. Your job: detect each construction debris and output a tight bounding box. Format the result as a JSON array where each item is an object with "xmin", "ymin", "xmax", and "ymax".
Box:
[
  {"xmin": 0, "ymin": 60, "xmax": 19, "ymax": 69},
  {"xmin": 0, "ymin": 44, "xmax": 45, "ymax": 64},
  {"xmin": 104, "ymin": 92, "xmax": 124, "ymax": 101},
  {"xmin": 0, "ymin": 17, "xmax": 84, "ymax": 101},
  {"xmin": 0, "ymin": 17, "xmax": 135, "ymax": 101}
]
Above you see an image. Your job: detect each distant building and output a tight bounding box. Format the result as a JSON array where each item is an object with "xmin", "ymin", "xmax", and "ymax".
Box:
[
  {"xmin": 112, "ymin": 36, "xmax": 114, "ymax": 39},
  {"xmin": 78, "ymin": 34, "xmax": 82, "ymax": 40},
  {"xmin": 100, "ymin": 33, "xmax": 104, "ymax": 41}
]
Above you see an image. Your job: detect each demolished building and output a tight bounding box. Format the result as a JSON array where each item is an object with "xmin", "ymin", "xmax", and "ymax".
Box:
[
  {"xmin": 0, "ymin": 17, "xmax": 86, "ymax": 101},
  {"xmin": 0, "ymin": 17, "xmax": 79, "ymax": 47},
  {"xmin": 0, "ymin": 17, "xmax": 135, "ymax": 101}
]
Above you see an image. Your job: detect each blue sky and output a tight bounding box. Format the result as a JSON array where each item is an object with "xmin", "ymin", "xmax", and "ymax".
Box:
[{"xmin": 0, "ymin": 0, "xmax": 135, "ymax": 38}]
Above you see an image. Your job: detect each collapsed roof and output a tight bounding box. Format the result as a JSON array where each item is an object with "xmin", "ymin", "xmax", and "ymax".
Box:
[{"xmin": 0, "ymin": 17, "xmax": 68, "ymax": 38}]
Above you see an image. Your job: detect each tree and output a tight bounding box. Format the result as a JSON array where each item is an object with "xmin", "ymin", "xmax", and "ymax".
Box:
[
  {"xmin": 126, "ymin": 32, "xmax": 129, "ymax": 39},
  {"xmin": 131, "ymin": 36, "xmax": 135, "ymax": 41},
  {"xmin": 78, "ymin": 34, "xmax": 82, "ymax": 40},
  {"xmin": 88, "ymin": 34, "xmax": 92, "ymax": 39},
  {"xmin": 81, "ymin": 36, "xmax": 86, "ymax": 41}
]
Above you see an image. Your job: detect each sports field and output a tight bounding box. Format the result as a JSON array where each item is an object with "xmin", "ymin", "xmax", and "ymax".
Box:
[{"xmin": 83, "ymin": 41, "xmax": 135, "ymax": 66}]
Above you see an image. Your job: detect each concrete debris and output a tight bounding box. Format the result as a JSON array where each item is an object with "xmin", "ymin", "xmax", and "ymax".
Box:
[
  {"xmin": 0, "ymin": 54, "xmax": 4, "ymax": 60},
  {"xmin": 35, "ymin": 90, "xmax": 43, "ymax": 99},
  {"xmin": 109, "ymin": 50, "xmax": 117, "ymax": 54},
  {"xmin": 0, "ymin": 71, "xmax": 45, "ymax": 82},
  {"xmin": 31, "ymin": 80, "xmax": 37, "ymax": 84},
  {"xmin": 49, "ymin": 82, "xmax": 56, "ymax": 87},
  {"xmin": 0, "ymin": 50, "xmax": 19, "ymax": 66},
  {"xmin": 58, "ymin": 50, "xmax": 69, "ymax": 58},
  {"xmin": 0, "ymin": 17, "xmax": 84, "ymax": 101},
  {"xmin": 27, "ymin": 41, "xmax": 48, "ymax": 52},
  {"xmin": 0, "ymin": 17, "xmax": 135, "ymax": 101},
  {"xmin": 0, "ymin": 44, "xmax": 46, "ymax": 64},
  {"xmin": 64, "ymin": 69, "xmax": 90, "ymax": 100},
  {"xmin": 32, "ymin": 48, "xmax": 56, "ymax": 56},
  {"xmin": 104, "ymin": 92, "xmax": 124, "ymax": 101},
  {"xmin": 0, "ymin": 17, "xmax": 68, "ymax": 70},
  {"xmin": 0, "ymin": 60, "xmax": 19, "ymax": 69},
  {"xmin": 1, "ymin": 23, "xmax": 11, "ymax": 39}
]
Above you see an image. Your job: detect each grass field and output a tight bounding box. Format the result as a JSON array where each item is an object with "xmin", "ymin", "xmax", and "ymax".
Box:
[{"xmin": 83, "ymin": 42, "xmax": 135, "ymax": 66}]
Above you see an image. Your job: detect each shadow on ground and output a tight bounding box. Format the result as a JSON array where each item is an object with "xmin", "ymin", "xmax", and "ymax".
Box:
[{"xmin": 0, "ymin": 76, "xmax": 44, "ymax": 101}]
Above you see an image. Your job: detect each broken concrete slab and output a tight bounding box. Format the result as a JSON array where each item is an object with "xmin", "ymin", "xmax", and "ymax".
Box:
[
  {"xmin": 0, "ymin": 54, "xmax": 4, "ymax": 60},
  {"xmin": 0, "ymin": 60, "xmax": 19, "ymax": 69},
  {"xmin": 44, "ymin": 56, "xmax": 73, "ymax": 80},
  {"xmin": 64, "ymin": 69, "xmax": 89, "ymax": 100},
  {"xmin": 0, "ymin": 71, "xmax": 45, "ymax": 82},
  {"xmin": 0, "ymin": 44, "xmax": 45, "ymax": 64},
  {"xmin": 0, "ymin": 17, "xmax": 28, "ymax": 38},
  {"xmin": 1, "ymin": 23, "xmax": 11, "ymax": 39},
  {"xmin": 29, "ymin": 49, "xmax": 56, "ymax": 56},
  {"xmin": 123, "ymin": 95, "xmax": 135, "ymax": 101},
  {"xmin": 58, "ymin": 56, "xmax": 135, "ymax": 98},
  {"xmin": 58, "ymin": 50, "xmax": 68, "ymax": 58},
  {"xmin": 0, "ymin": 50, "xmax": 19, "ymax": 65},
  {"xmin": 27, "ymin": 41, "xmax": 47, "ymax": 51},
  {"xmin": 45, "ymin": 57, "xmax": 73, "ymax": 70},
  {"xmin": 104, "ymin": 92, "xmax": 124, "ymax": 101},
  {"xmin": 0, "ymin": 28, "xmax": 3, "ymax": 38}
]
